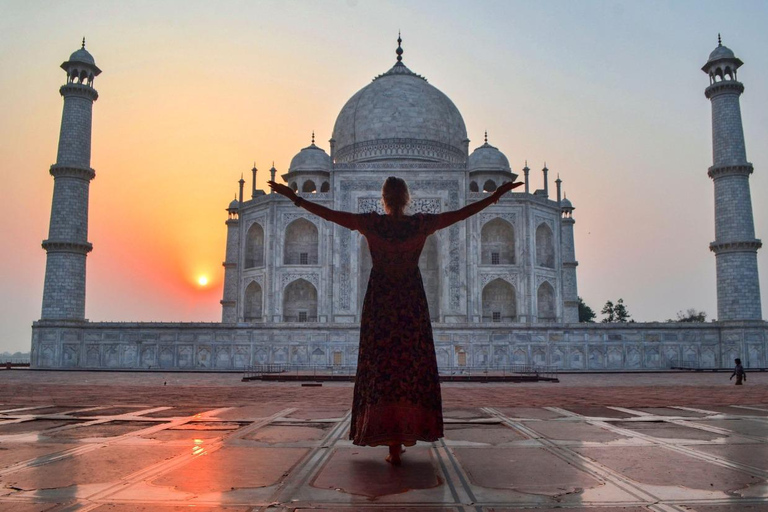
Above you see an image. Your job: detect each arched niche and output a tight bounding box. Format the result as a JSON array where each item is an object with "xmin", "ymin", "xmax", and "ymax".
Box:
[
  {"xmin": 283, "ymin": 278, "xmax": 317, "ymax": 322},
  {"xmin": 535, "ymin": 223, "xmax": 555, "ymax": 268},
  {"xmin": 483, "ymin": 179, "xmax": 497, "ymax": 193},
  {"xmin": 284, "ymin": 218, "xmax": 318, "ymax": 265},
  {"xmin": 469, "ymin": 181, "xmax": 479, "ymax": 193},
  {"xmin": 481, "ymin": 218, "xmax": 515, "ymax": 265},
  {"xmin": 244, "ymin": 281, "xmax": 263, "ymax": 322},
  {"xmin": 302, "ymin": 180, "xmax": 316, "ymax": 193},
  {"xmin": 320, "ymin": 181, "xmax": 330, "ymax": 193},
  {"xmin": 537, "ymin": 281, "xmax": 556, "ymax": 322},
  {"xmin": 482, "ymin": 278, "xmax": 516, "ymax": 322},
  {"xmin": 245, "ymin": 222, "xmax": 265, "ymax": 268}
]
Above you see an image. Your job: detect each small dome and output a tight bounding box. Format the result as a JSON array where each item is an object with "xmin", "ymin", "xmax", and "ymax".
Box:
[
  {"xmin": 561, "ymin": 197, "xmax": 573, "ymax": 209},
  {"xmin": 708, "ymin": 44, "xmax": 735, "ymax": 62},
  {"xmin": 468, "ymin": 142, "xmax": 510, "ymax": 172},
  {"xmin": 228, "ymin": 198, "xmax": 239, "ymax": 210},
  {"xmin": 289, "ymin": 144, "xmax": 330, "ymax": 172},
  {"xmin": 69, "ymin": 48, "xmax": 96, "ymax": 66}
]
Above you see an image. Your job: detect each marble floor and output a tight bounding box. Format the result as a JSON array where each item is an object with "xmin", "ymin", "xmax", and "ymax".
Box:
[{"xmin": 1, "ymin": 400, "xmax": 768, "ymax": 511}]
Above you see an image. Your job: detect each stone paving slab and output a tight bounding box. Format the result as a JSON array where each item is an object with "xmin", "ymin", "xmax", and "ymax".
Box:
[
  {"xmin": 610, "ymin": 420, "xmax": 727, "ymax": 441},
  {"xmin": 0, "ymin": 371, "xmax": 766, "ymax": 510},
  {"xmin": 573, "ymin": 445, "xmax": 760, "ymax": 492},
  {"xmin": 455, "ymin": 446, "xmax": 602, "ymax": 495}
]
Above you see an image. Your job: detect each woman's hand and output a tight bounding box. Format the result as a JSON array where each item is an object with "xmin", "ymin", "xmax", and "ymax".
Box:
[
  {"xmin": 268, "ymin": 181, "xmax": 298, "ymax": 202},
  {"xmin": 492, "ymin": 180, "xmax": 524, "ymax": 201}
]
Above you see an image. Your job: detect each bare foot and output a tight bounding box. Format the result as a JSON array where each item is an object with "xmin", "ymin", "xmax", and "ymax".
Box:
[{"xmin": 386, "ymin": 444, "xmax": 403, "ymax": 466}]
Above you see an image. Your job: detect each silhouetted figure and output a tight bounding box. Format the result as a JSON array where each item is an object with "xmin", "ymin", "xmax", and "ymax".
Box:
[
  {"xmin": 730, "ymin": 358, "xmax": 746, "ymax": 386},
  {"xmin": 269, "ymin": 176, "xmax": 522, "ymax": 464}
]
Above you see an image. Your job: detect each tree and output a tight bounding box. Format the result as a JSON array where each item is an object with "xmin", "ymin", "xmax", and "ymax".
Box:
[
  {"xmin": 600, "ymin": 300, "xmax": 615, "ymax": 323},
  {"xmin": 673, "ymin": 309, "xmax": 707, "ymax": 323},
  {"xmin": 578, "ymin": 297, "xmax": 596, "ymax": 323},
  {"xmin": 601, "ymin": 298, "xmax": 632, "ymax": 323},
  {"xmin": 614, "ymin": 298, "xmax": 632, "ymax": 323}
]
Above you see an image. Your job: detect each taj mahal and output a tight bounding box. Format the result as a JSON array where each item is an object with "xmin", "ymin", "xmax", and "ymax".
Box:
[{"xmin": 31, "ymin": 36, "xmax": 767, "ymax": 371}]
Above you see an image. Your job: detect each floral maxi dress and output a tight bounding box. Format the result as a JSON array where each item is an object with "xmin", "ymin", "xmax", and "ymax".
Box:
[{"xmin": 349, "ymin": 212, "xmax": 443, "ymax": 447}]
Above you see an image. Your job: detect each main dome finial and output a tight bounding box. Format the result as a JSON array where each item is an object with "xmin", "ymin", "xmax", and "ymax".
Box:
[
  {"xmin": 82, "ymin": 37, "xmax": 86, "ymax": 49},
  {"xmin": 396, "ymin": 31, "xmax": 403, "ymax": 63},
  {"xmin": 718, "ymin": 33, "xmax": 722, "ymax": 47}
]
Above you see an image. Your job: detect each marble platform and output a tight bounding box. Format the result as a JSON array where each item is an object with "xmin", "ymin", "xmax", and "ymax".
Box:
[{"xmin": 1, "ymin": 383, "xmax": 768, "ymax": 511}]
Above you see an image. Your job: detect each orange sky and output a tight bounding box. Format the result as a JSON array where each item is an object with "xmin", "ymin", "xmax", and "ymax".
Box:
[{"xmin": 1, "ymin": 1, "xmax": 767, "ymax": 352}]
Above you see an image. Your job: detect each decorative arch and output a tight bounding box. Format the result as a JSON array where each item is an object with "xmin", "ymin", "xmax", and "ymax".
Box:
[
  {"xmin": 419, "ymin": 234, "xmax": 440, "ymax": 320},
  {"xmin": 283, "ymin": 278, "xmax": 317, "ymax": 322},
  {"xmin": 469, "ymin": 181, "xmax": 479, "ymax": 193},
  {"xmin": 535, "ymin": 223, "xmax": 555, "ymax": 268},
  {"xmin": 290, "ymin": 182, "xmax": 298, "ymax": 192},
  {"xmin": 320, "ymin": 181, "xmax": 330, "ymax": 193},
  {"xmin": 244, "ymin": 281, "xmax": 262, "ymax": 322},
  {"xmin": 302, "ymin": 180, "xmax": 317, "ymax": 193},
  {"xmin": 481, "ymin": 278, "xmax": 516, "ymax": 322},
  {"xmin": 481, "ymin": 218, "xmax": 515, "ymax": 265},
  {"xmin": 537, "ymin": 281, "xmax": 556, "ymax": 322},
  {"xmin": 284, "ymin": 218, "xmax": 318, "ymax": 265},
  {"xmin": 483, "ymin": 179, "xmax": 497, "ymax": 193},
  {"xmin": 245, "ymin": 222, "xmax": 265, "ymax": 268}
]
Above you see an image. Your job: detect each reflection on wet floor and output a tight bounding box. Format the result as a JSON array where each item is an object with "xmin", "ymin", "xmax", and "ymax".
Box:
[{"xmin": 0, "ymin": 402, "xmax": 768, "ymax": 510}]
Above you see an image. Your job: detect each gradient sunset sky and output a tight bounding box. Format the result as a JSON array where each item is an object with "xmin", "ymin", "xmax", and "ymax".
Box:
[{"xmin": 1, "ymin": 1, "xmax": 767, "ymax": 352}]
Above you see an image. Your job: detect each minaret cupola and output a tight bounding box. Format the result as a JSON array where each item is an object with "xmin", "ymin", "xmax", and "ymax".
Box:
[
  {"xmin": 62, "ymin": 38, "xmax": 102, "ymax": 86},
  {"xmin": 702, "ymin": 34, "xmax": 742, "ymax": 85}
]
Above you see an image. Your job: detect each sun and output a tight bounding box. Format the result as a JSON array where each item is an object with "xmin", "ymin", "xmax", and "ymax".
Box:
[{"xmin": 197, "ymin": 276, "xmax": 209, "ymax": 286}]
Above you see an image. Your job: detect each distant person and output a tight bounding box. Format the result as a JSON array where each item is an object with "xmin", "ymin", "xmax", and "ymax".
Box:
[
  {"xmin": 269, "ymin": 176, "xmax": 522, "ymax": 464},
  {"xmin": 730, "ymin": 358, "xmax": 746, "ymax": 386}
]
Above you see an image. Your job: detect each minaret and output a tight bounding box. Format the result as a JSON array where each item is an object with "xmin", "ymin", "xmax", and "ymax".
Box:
[
  {"xmin": 560, "ymin": 194, "xmax": 579, "ymax": 322},
  {"xmin": 251, "ymin": 163, "xmax": 258, "ymax": 199},
  {"xmin": 220, "ymin": 196, "xmax": 240, "ymax": 323},
  {"xmin": 40, "ymin": 40, "xmax": 101, "ymax": 320},
  {"xmin": 523, "ymin": 161, "xmax": 530, "ymax": 194},
  {"xmin": 269, "ymin": 163, "xmax": 277, "ymax": 190},
  {"xmin": 702, "ymin": 36, "xmax": 762, "ymax": 321},
  {"xmin": 542, "ymin": 163, "xmax": 549, "ymax": 198}
]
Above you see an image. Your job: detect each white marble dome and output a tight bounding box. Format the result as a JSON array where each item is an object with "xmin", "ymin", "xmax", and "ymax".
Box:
[
  {"xmin": 468, "ymin": 141, "xmax": 511, "ymax": 172},
  {"xmin": 68, "ymin": 47, "xmax": 96, "ymax": 66},
  {"xmin": 331, "ymin": 62, "xmax": 468, "ymax": 164},
  {"xmin": 289, "ymin": 143, "xmax": 331, "ymax": 172},
  {"xmin": 708, "ymin": 44, "xmax": 735, "ymax": 62}
]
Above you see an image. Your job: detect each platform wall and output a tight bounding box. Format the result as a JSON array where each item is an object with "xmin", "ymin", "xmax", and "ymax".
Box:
[{"xmin": 30, "ymin": 320, "xmax": 768, "ymax": 371}]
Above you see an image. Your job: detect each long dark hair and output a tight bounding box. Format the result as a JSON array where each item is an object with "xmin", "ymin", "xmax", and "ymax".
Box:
[{"xmin": 381, "ymin": 176, "xmax": 410, "ymax": 215}]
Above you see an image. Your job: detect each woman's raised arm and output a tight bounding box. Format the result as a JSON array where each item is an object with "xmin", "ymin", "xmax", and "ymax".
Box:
[
  {"xmin": 433, "ymin": 181, "xmax": 524, "ymax": 231},
  {"xmin": 268, "ymin": 181, "xmax": 361, "ymax": 231}
]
